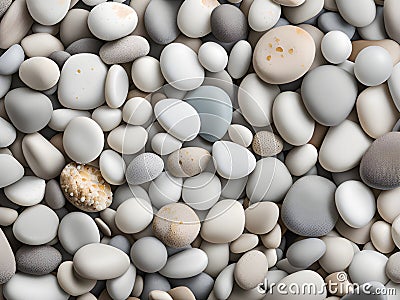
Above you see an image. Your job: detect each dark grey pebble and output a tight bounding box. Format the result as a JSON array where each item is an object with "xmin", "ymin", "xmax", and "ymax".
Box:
[
  {"xmin": 48, "ymin": 51, "xmax": 71, "ymax": 69},
  {"xmin": 108, "ymin": 235, "xmax": 131, "ymax": 255},
  {"xmin": 169, "ymin": 272, "xmax": 214, "ymax": 300},
  {"xmin": 142, "ymin": 273, "xmax": 171, "ymax": 300},
  {"xmin": 210, "ymin": 4, "xmax": 248, "ymax": 43},
  {"xmin": 341, "ymin": 282, "xmax": 387, "ymax": 300},
  {"xmin": 318, "ymin": 12, "xmax": 356, "ymax": 38},
  {"xmin": 45, "ymin": 179, "xmax": 66, "ymax": 210},
  {"xmin": 360, "ymin": 132, "xmax": 400, "ymax": 190},
  {"xmin": 65, "ymin": 38, "xmax": 104, "ymax": 55},
  {"xmin": 16, "ymin": 245, "xmax": 62, "ymax": 275}
]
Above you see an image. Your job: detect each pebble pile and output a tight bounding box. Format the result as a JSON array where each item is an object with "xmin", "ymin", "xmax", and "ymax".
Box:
[{"xmin": 1, "ymin": 0, "xmax": 400, "ymax": 300}]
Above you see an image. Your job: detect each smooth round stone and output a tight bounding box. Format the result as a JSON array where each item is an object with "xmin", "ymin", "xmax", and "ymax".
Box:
[
  {"xmin": 144, "ymin": 0, "xmax": 180, "ymax": 45},
  {"xmin": 130, "ymin": 237, "xmax": 167, "ymax": 273},
  {"xmin": 58, "ymin": 53, "xmax": 107, "ymax": 110},
  {"xmin": 149, "ymin": 172, "xmax": 182, "ymax": 209},
  {"xmin": 125, "ymin": 153, "xmax": 164, "ymax": 185},
  {"xmin": 0, "ymin": 154, "xmax": 24, "ymax": 188},
  {"xmin": 115, "ymin": 197, "xmax": 153, "ymax": 234},
  {"xmin": 131, "ymin": 56, "xmax": 164, "ymax": 93},
  {"xmin": 253, "ymin": 25, "xmax": 315, "ymax": 84},
  {"xmin": 26, "ymin": 0, "xmax": 70, "ymax": 25},
  {"xmin": 3, "ymin": 273, "xmax": 68, "ymax": 300},
  {"xmin": 99, "ymin": 150, "xmax": 126, "ymax": 185},
  {"xmin": 384, "ymin": 0, "xmax": 400, "ymax": 43},
  {"xmin": 319, "ymin": 120, "xmax": 372, "ymax": 172},
  {"xmin": 58, "ymin": 212, "xmax": 100, "ymax": 254},
  {"xmin": 0, "ymin": 207, "xmax": 18, "ymax": 226},
  {"xmin": 99, "ymin": 35, "xmax": 150, "ymax": 64},
  {"xmin": 354, "ymin": 46, "xmax": 393, "ymax": 86},
  {"xmin": 13, "ymin": 204, "xmax": 59, "ymax": 245},
  {"xmin": 0, "ymin": 74, "xmax": 12, "ymax": 98},
  {"xmin": 16, "ymin": 245, "xmax": 61, "ymax": 275},
  {"xmin": 0, "ymin": 228, "xmax": 15, "ymax": 284},
  {"xmin": 200, "ymin": 241, "xmax": 229, "ymax": 276},
  {"xmin": 155, "ymin": 98, "xmax": 200, "ymax": 141},
  {"xmin": 107, "ymin": 125, "xmax": 148, "ymax": 155},
  {"xmin": 0, "ymin": 44, "xmax": 25, "ymax": 75},
  {"xmin": 0, "ymin": 117, "xmax": 16, "ymax": 147},
  {"xmin": 301, "ymin": 65, "xmax": 358, "ymax": 126},
  {"xmin": 160, "ymin": 43, "xmax": 204, "ymax": 91},
  {"xmin": 88, "ymin": 2, "xmax": 137, "ymax": 41},
  {"xmin": 122, "ymin": 97, "xmax": 152, "ymax": 125},
  {"xmin": 318, "ymin": 236, "xmax": 354, "ymax": 273},
  {"xmin": 160, "ymin": 248, "xmax": 208, "ymax": 279},
  {"xmin": 282, "ymin": 175, "xmax": 338, "ymax": 237},
  {"xmin": 105, "ymin": 64, "xmax": 128, "ymax": 109},
  {"xmin": 321, "ymin": 30, "xmax": 352, "ymax": 64},
  {"xmin": 350, "ymin": 39, "xmax": 400, "ymax": 65},
  {"xmin": 167, "ymin": 147, "xmax": 211, "ymax": 178},
  {"xmin": 245, "ymin": 202, "xmax": 279, "ymax": 235},
  {"xmin": 5, "ymin": 87, "xmax": 53, "ymax": 133},
  {"xmin": 4, "ymin": 176, "xmax": 45, "ymax": 206},
  {"xmin": 151, "ymin": 133, "xmax": 182, "ymax": 156},
  {"xmin": 19, "ymin": 57, "xmax": 59, "ymax": 91},
  {"xmin": 177, "ymin": 0, "xmax": 219, "ymax": 38},
  {"xmin": 348, "ymin": 250, "xmax": 389, "ymax": 285},
  {"xmin": 184, "ymin": 86, "xmax": 232, "ymax": 142},
  {"xmin": 248, "ymin": 0, "xmax": 281, "ymax": 32},
  {"xmin": 357, "ymin": 84, "xmax": 399, "ymax": 139},
  {"xmin": 246, "ymin": 157, "xmax": 292, "ymax": 203},
  {"xmin": 335, "ymin": 180, "xmax": 376, "ymax": 229},
  {"xmin": 182, "ymin": 172, "xmax": 221, "ymax": 210},
  {"xmin": 386, "ymin": 253, "xmax": 400, "ymax": 283},
  {"xmin": 198, "ymin": 42, "xmax": 228, "ymax": 73},
  {"xmin": 22, "ymin": 133, "xmax": 65, "ymax": 180},
  {"xmin": 318, "ymin": 12, "xmax": 356, "ymax": 38},
  {"xmin": 282, "ymin": 0, "xmax": 324, "ymax": 24},
  {"xmin": 228, "ymin": 124, "xmax": 253, "ymax": 148},
  {"xmin": 210, "ymin": 4, "xmax": 247, "ymax": 43},
  {"xmin": 21, "ymin": 33, "xmax": 64, "ymax": 57},
  {"xmin": 238, "ymin": 73, "xmax": 280, "ymax": 127},
  {"xmin": 201, "ymin": 199, "xmax": 245, "ymax": 243},
  {"xmin": 153, "ymin": 203, "xmax": 200, "ymax": 248},
  {"xmin": 106, "ymin": 264, "xmax": 136, "ymax": 300},
  {"xmin": 227, "ymin": 40, "xmax": 252, "ymax": 79},
  {"xmin": 57, "ymin": 261, "xmax": 96, "ymax": 297},
  {"xmin": 286, "ymin": 238, "xmax": 326, "ymax": 268},
  {"xmin": 73, "ymin": 243, "xmax": 130, "ymax": 280},
  {"xmin": 335, "ymin": 0, "xmax": 376, "ymax": 27},
  {"xmin": 285, "ymin": 144, "xmax": 318, "ymax": 176},
  {"xmin": 234, "ymin": 250, "xmax": 268, "ymax": 290},
  {"xmin": 92, "ymin": 106, "xmax": 122, "ymax": 132},
  {"xmin": 360, "ymin": 132, "xmax": 400, "ymax": 190},
  {"xmin": 377, "ymin": 188, "xmax": 400, "ymax": 223},
  {"xmin": 371, "ymin": 220, "xmax": 395, "ymax": 253},
  {"xmin": 63, "ymin": 117, "xmax": 104, "ymax": 164},
  {"xmin": 212, "ymin": 141, "xmax": 256, "ymax": 179},
  {"xmin": 214, "ymin": 264, "xmax": 235, "ymax": 300}
]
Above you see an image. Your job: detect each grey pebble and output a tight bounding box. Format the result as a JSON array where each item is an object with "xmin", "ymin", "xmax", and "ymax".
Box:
[
  {"xmin": 144, "ymin": 0, "xmax": 181, "ymax": 45},
  {"xmin": 202, "ymin": 33, "xmax": 236, "ymax": 53},
  {"xmin": 108, "ymin": 235, "xmax": 131, "ymax": 255},
  {"xmin": 65, "ymin": 38, "xmax": 104, "ymax": 55},
  {"xmin": 0, "ymin": 0, "xmax": 11, "ymax": 18},
  {"xmin": 169, "ymin": 272, "xmax": 214, "ymax": 300},
  {"xmin": 360, "ymin": 132, "xmax": 400, "ymax": 190},
  {"xmin": 0, "ymin": 74, "xmax": 11, "ymax": 98},
  {"xmin": 341, "ymin": 281, "xmax": 387, "ymax": 300},
  {"xmin": 210, "ymin": 4, "xmax": 248, "ymax": 44},
  {"xmin": 281, "ymin": 175, "xmax": 339, "ymax": 237},
  {"xmin": 0, "ymin": 228, "xmax": 15, "ymax": 284},
  {"xmin": 142, "ymin": 273, "xmax": 171, "ymax": 300},
  {"xmin": 318, "ymin": 12, "xmax": 356, "ymax": 38},
  {"xmin": 48, "ymin": 51, "xmax": 71, "ymax": 69},
  {"xmin": 126, "ymin": 153, "xmax": 164, "ymax": 185},
  {"xmin": 99, "ymin": 35, "xmax": 150, "ymax": 64},
  {"xmin": 15, "ymin": 245, "xmax": 62, "ymax": 275},
  {"xmin": 111, "ymin": 184, "xmax": 150, "ymax": 210},
  {"xmin": 0, "ymin": 44, "xmax": 24, "ymax": 75},
  {"xmin": 44, "ymin": 179, "xmax": 66, "ymax": 210},
  {"xmin": 286, "ymin": 238, "xmax": 326, "ymax": 268}
]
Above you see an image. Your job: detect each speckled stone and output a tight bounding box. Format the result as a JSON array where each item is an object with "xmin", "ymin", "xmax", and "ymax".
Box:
[
  {"xmin": 0, "ymin": 0, "xmax": 12, "ymax": 18},
  {"xmin": 16, "ymin": 245, "xmax": 62, "ymax": 275},
  {"xmin": 252, "ymin": 131, "xmax": 284, "ymax": 157}
]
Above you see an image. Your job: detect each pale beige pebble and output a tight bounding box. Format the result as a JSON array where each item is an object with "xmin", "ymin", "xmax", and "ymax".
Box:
[
  {"xmin": 200, "ymin": 241, "xmax": 229, "ymax": 277},
  {"xmin": 228, "ymin": 124, "xmax": 253, "ymax": 148},
  {"xmin": 309, "ymin": 123, "xmax": 328, "ymax": 149},
  {"xmin": 60, "ymin": 163, "xmax": 112, "ymax": 213},
  {"xmin": 131, "ymin": 274, "xmax": 143, "ymax": 298},
  {"xmin": 298, "ymin": 24, "xmax": 327, "ymax": 70},
  {"xmin": 0, "ymin": 207, "xmax": 18, "ymax": 226},
  {"xmin": 324, "ymin": 0, "xmax": 338, "ymax": 11},
  {"xmin": 370, "ymin": 220, "xmax": 395, "ymax": 253},
  {"xmin": 285, "ymin": 144, "xmax": 318, "ymax": 176},
  {"xmin": 319, "ymin": 236, "xmax": 354, "ymax": 273},
  {"xmin": 234, "ymin": 250, "xmax": 268, "ymax": 290},
  {"xmin": 377, "ymin": 188, "xmax": 400, "ymax": 223},
  {"xmin": 0, "ymin": 0, "xmax": 34, "ymax": 49},
  {"xmin": 19, "ymin": 57, "xmax": 60, "ymax": 91},
  {"xmin": 167, "ymin": 147, "xmax": 211, "ymax": 178},
  {"xmin": 22, "ymin": 132, "xmax": 66, "ymax": 180},
  {"xmin": 21, "ymin": 33, "xmax": 64, "ymax": 57},
  {"xmin": 265, "ymin": 248, "xmax": 278, "ymax": 268},
  {"xmin": 260, "ymin": 224, "xmax": 282, "ymax": 249},
  {"xmin": 77, "ymin": 293, "xmax": 97, "ymax": 300},
  {"xmin": 149, "ymin": 290, "xmax": 173, "ymax": 300},
  {"xmin": 130, "ymin": 0, "xmax": 150, "ymax": 38},
  {"xmin": 357, "ymin": 84, "xmax": 399, "ymax": 139},
  {"xmin": 251, "ymin": 131, "xmax": 283, "ymax": 157},
  {"xmin": 115, "ymin": 198, "xmax": 153, "ymax": 234},
  {"xmin": 174, "ymin": 35, "xmax": 202, "ymax": 53},
  {"xmin": 325, "ymin": 272, "xmax": 353, "ymax": 297},
  {"xmin": 230, "ymin": 233, "xmax": 259, "ymax": 254},
  {"xmin": 391, "ymin": 215, "xmax": 400, "ymax": 249},
  {"xmin": 153, "ymin": 203, "xmax": 200, "ymax": 248},
  {"xmin": 245, "ymin": 202, "xmax": 279, "ymax": 234},
  {"xmin": 253, "ymin": 25, "xmax": 316, "ymax": 84},
  {"xmin": 336, "ymin": 216, "xmax": 376, "ymax": 245},
  {"xmin": 273, "ymin": 0, "xmax": 305, "ymax": 7},
  {"xmin": 95, "ymin": 218, "xmax": 112, "ymax": 237},
  {"xmin": 167, "ymin": 286, "xmax": 196, "ymax": 300},
  {"xmin": 349, "ymin": 39, "xmax": 400, "ymax": 65},
  {"xmin": 57, "ymin": 261, "xmax": 97, "ymax": 296},
  {"xmin": 60, "ymin": 9, "xmax": 93, "ymax": 46}
]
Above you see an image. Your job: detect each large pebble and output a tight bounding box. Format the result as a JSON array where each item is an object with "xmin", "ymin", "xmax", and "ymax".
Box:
[
  {"xmin": 58, "ymin": 212, "xmax": 100, "ymax": 254},
  {"xmin": 201, "ymin": 241, "xmax": 229, "ymax": 277},
  {"xmin": 13, "ymin": 204, "xmax": 59, "ymax": 245},
  {"xmin": 214, "ymin": 264, "xmax": 235, "ymax": 300},
  {"xmin": 319, "ymin": 120, "xmax": 372, "ymax": 173},
  {"xmin": 234, "ymin": 250, "xmax": 268, "ymax": 290},
  {"xmin": 248, "ymin": 0, "xmax": 281, "ymax": 32},
  {"xmin": 151, "ymin": 133, "xmax": 182, "ymax": 156},
  {"xmin": 167, "ymin": 147, "xmax": 211, "ymax": 177},
  {"xmin": 287, "ymin": 238, "xmax": 326, "ymax": 268},
  {"xmin": 228, "ymin": 124, "xmax": 253, "ymax": 148},
  {"xmin": 106, "ymin": 264, "xmax": 136, "ymax": 300},
  {"xmin": 384, "ymin": 0, "xmax": 400, "ymax": 44},
  {"xmin": 125, "ymin": 153, "xmax": 164, "ymax": 185},
  {"xmin": 16, "ymin": 245, "xmax": 61, "ymax": 275},
  {"xmin": 149, "ymin": 171, "xmax": 182, "ymax": 209},
  {"xmin": 285, "ymin": 144, "xmax": 318, "ymax": 176},
  {"xmin": 0, "ymin": 154, "xmax": 24, "ymax": 188},
  {"xmin": 210, "ymin": 4, "xmax": 247, "ymax": 43},
  {"xmin": 26, "ymin": 0, "xmax": 70, "ymax": 25},
  {"xmin": 198, "ymin": 42, "xmax": 228, "ymax": 73},
  {"xmin": 253, "ymin": 25, "xmax": 315, "ymax": 84},
  {"xmin": 105, "ymin": 64, "xmax": 128, "ymax": 109},
  {"xmin": 115, "ymin": 198, "xmax": 153, "ymax": 233},
  {"xmin": 301, "ymin": 65, "xmax": 358, "ymax": 126},
  {"xmin": 122, "ymin": 97, "xmax": 152, "ymax": 125},
  {"xmin": 107, "ymin": 125, "xmax": 148, "ymax": 155},
  {"xmin": 0, "ymin": 44, "xmax": 25, "ymax": 76},
  {"xmin": 4, "ymin": 176, "xmax": 45, "ymax": 206},
  {"xmin": 131, "ymin": 56, "xmax": 164, "ymax": 93},
  {"xmin": 335, "ymin": 0, "xmax": 376, "ymax": 27},
  {"xmin": 318, "ymin": 236, "xmax": 354, "ymax": 273},
  {"xmin": 282, "ymin": 175, "xmax": 338, "ymax": 237},
  {"xmin": 21, "ymin": 33, "xmax": 64, "ymax": 57},
  {"xmin": 57, "ymin": 261, "xmax": 96, "ymax": 297},
  {"xmin": 377, "ymin": 188, "xmax": 400, "ymax": 223},
  {"xmin": 88, "ymin": 2, "xmax": 137, "ymax": 41},
  {"xmin": 245, "ymin": 202, "xmax": 279, "ymax": 234},
  {"xmin": 0, "ymin": 229, "xmax": 15, "ymax": 284},
  {"xmin": 58, "ymin": 53, "xmax": 108, "ymax": 110},
  {"xmin": 92, "ymin": 106, "xmax": 122, "ymax": 132},
  {"xmin": 360, "ymin": 132, "xmax": 400, "ymax": 190},
  {"xmin": 99, "ymin": 150, "xmax": 126, "ymax": 185},
  {"xmin": 73, "ymin": 243, "xmax": 130, "ymax": 280},
  {"xmin": 5, "ymin": 87, "xmax": 53, "ymax": 133},
  {"xmin": 227, "ymin": 40, "xmax": 252, "ymax": 79},
  {"xmin": 371, "ymin": 220, "xmax": 395, "ymax": 253},
  {"xmin": 130, "ymin": 237, "xmax": 167, "ymax": 273},
  {"xmin": 348, "ymin": 250, "xmax": 388, "ymax": 284}
]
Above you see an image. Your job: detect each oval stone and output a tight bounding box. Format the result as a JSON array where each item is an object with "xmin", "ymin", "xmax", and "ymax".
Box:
[{"xmin": 26, "ymin": 0, "xmax": 70, "ymax": 25}]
